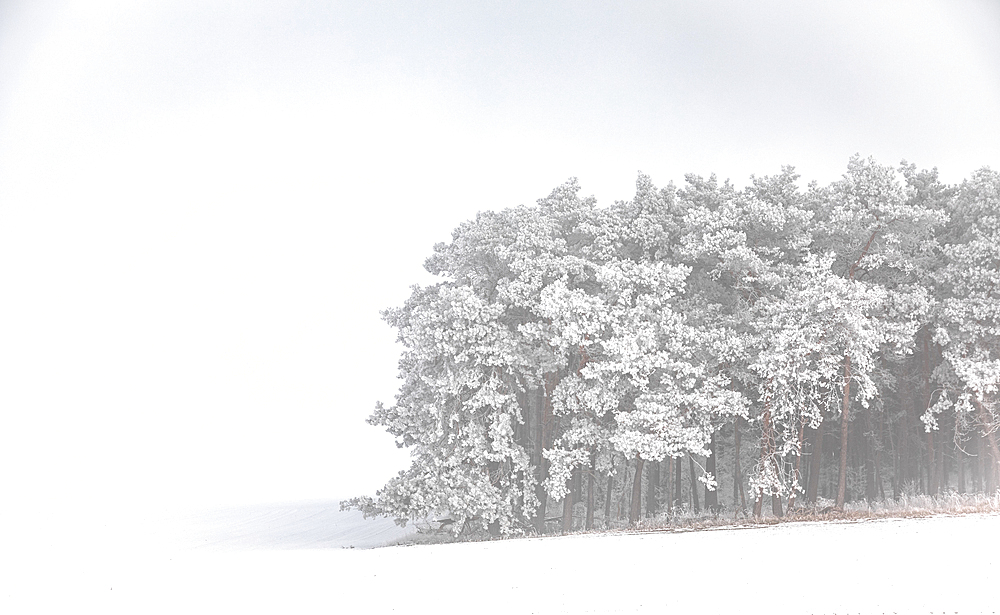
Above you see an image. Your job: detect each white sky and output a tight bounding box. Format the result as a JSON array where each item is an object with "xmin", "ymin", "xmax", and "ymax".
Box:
[{"xmin": 1, "ymin": 0, "xmax": 998, "ymax": 516}]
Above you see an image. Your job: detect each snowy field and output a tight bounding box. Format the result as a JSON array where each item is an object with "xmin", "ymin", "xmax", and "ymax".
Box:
[
  {"xmin": 181, "ymin": 500, "xmax": 419, "ymax": 550},
  {"xmin": 3, "ymin": 505, "xmax": 998, "ymax": 614}
]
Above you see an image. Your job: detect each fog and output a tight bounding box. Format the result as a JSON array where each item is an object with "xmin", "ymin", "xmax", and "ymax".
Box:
[{"xmin": 0, "ymin": 0, "xmax": 997, "ymax": 524}]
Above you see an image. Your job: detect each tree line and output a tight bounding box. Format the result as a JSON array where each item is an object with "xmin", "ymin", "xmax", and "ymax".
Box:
[{"xmin": 346, "ymin": 156, "xmax": 1000, "ymax": 535}]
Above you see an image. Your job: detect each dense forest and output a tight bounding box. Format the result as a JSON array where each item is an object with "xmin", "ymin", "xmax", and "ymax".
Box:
[{"xmin": 346, "ymin": 156, "xmax": 1000, "ymax": 536}]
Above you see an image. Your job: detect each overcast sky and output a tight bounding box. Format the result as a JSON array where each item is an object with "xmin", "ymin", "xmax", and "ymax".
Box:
[{"xmin": 1, "ymin": 0, "xmax": 998, "ymax": 518}]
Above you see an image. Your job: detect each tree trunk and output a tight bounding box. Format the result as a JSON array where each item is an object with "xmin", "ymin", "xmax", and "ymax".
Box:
[
  {"xmin": 675, "ymin": 453, "xmax": 683, "ymax": 511},
  {"xmin": 688, "ymin": 455, "xmax": 700, "ymax": 514},
  {"xmin": 864, "ymin": 409, "xmax": 877, "ymax": 502},
  {"xmin": 562, "ymin": 491, "xmax": 573, "ymax": 534},
  {"xmin": 924, "ymin": 430, "xmax": 938, "ymax": 495},
  {"xmin": 876, "ymin": 406, "xmax": 886, "ymax": 500},
  {"xmin": 646, "ymin": 460, "xmax": 659, "ymax": 517},
  {"xmin": 836, "ymin": 355, "xmax": 852, "ymax": 509},
  {"xmin": 770, "ymin": 438, "xmax": 783, "ymax": 518},
  {"xmin": 834, "ymin": 227, "xmax": 877, "ymax": 507},
  {"xmin": 529, "ymin": 385, "xmax": 547, "ymax": 533},
  {"xmin": 891, "ymin": 390, "xmax": 903, "ymax": 500},
  {"xmin": 705, "ymin": 432, "xmax": 719, "ymax": 513},
  {"xmin": 618, "ymin": 465, "xmax": 630, "ymax": 520},
  {"xmin": 787, "ymin": 419, "xmax": 806, "ymax": 511},
  {"xmin": 586, "ymin": 458, "xmax": 596, "ymax": 530},
  {"xmin": 733, "ymin": 419, "xmax": 742, "ymax": 509},
  {"xmin": 739, "ymin": 474, "xmax": 748, "ymax": 513},
  {"xmin": 771, "ymin": 489, "xmax": 783, "ymax": 518},
  {"xmin": 921, "ymin": 337, "xmax": 938, "ymax": 496},
  {"xmin": 936, "ymin": 435, "xmax": 946, "ymax": 493},
  {"xmin": 896, "ymin": 371, "xmax": 914, "ymax": 498},
  {"xmin": 759, "ymin": 394, "xmax": 781, "ymax": 517},
  {"xmin": 629, "ymin": 455, "xmax": 645, "ymax": 527},
  {"xmin": 604, "ymin": 474, "xmax": 614, "ymax": 528},
  {"xmin": 973, "ymin": 431, "xmax": 983, "ymax": 493},
  {"xmin": 571, "ymin": 465, "xmax": 582, "ymax": 504},
  {"xmin": 514, "ymin": 384, "xmax": 530, "ymax": 518},
  {"xmin": 892, "ymin": 428, "xmax": 904, "ymax": 500},
  {"xmin": 958, "ymin": 438, "xmax": 966, "ymax": 494},
  {"xmin": 807, "ymin": 421, "xmax": 824, "ymax": 503},
  {"xmin": 667, "ymin": 457, "xmax": 675, "ymax": 514}
]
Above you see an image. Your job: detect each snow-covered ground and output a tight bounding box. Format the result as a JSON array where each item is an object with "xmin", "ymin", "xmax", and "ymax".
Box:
[
  {"xmin": 3, "ymin": 506, "xmax": 997, "ymax": 614},
  {"xmin": 181, "ymin": 500, "xmax": 419, "ymax": 550}
]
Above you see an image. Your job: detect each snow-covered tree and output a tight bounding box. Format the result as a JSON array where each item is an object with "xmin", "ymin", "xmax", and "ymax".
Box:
[
  {"xmin": 809, "ymin": 156, "xmax": 941, "ymax": 508},
  {"xmin": 349, "ymin": 280, "xmax": 534, "ymax": 535},
  {"xmin": 352, "ymin": 180, "xmax": 635, "ymax": 534},
  {"xmin": 750, "ymin": 253, "xmax": 924, "ymax": 509},
  {"xmin": 534, "ymin": 175, "xmax": 746, "ymax": 528},
  {"xmin": 679, "ymin": 167, "xmax": 813, "ymax": 516},
  {"xmin": 931, "ymin": 168, "xmax": 1000, "ymax": 480},
  {"xmin": 346, "ymin": 158, "xmax": 999, "ymax": 540}
]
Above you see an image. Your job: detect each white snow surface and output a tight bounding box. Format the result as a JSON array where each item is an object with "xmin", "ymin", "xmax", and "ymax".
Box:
[
  {"xmin": 181, "ymin": 500, "xmax": 419, "ymax": 550},
  {"xmin": 3, "ymin": 509, "xmax": 998, "ymax": 614}
]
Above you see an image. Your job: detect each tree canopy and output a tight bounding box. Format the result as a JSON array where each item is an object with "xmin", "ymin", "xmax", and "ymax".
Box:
[{"xmin": 346, "ymin": 157, "xmax": 1000, "ymax": 536}]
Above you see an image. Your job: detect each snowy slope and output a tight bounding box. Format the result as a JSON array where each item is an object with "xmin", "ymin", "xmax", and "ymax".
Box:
[
  {"xmin": 180, "ymin": 500, "xmax": 418, "ymax": 550},
  {"xmin": 3, "ymin": 512, "xmax": 998, "ymax": 614}
]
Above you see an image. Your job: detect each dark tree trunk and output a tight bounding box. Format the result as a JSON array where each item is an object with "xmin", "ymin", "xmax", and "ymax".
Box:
[
  {"xmin": 705, "ymin": 432, "xmax": 719, "ymax": 513},
  {"xmin": 801, "ymin": 433, "xmax": 811, "ymax": 504},
  {"xmin": 562, "ymin": 489, "xmax": 573, "ymax": 534},
  {"xmin": 531, "ymin": 374, "xmax": 559, "ymax": 534},
  {"xmin": 771, "ymin": 490, "xmax": 783, "ymax": 518},
  {"xmin": 734, "ymin": 418, "xmax": 745, "ymax": 512},
  {"xmin": 836, "ymin": 355, "xmax": 852, "ymax": 509},
  {"xmin": 586, "ymin": 458, "xmax": 596, "ymax": 530},
  {"xmin": 514, "ymin": 384, "xmax": 529, "ymax": 519},
  {"xmin": 770, "ymin": 437, "xmax": 784, "ymax": 517},
  {"xmin": 529, "ymin": 385, "xmax": 547, "ymax": 533},
  {"xmin": 897, "ymin": 375, "xmax": 909, "ymax": 497},
  {"xmin": 876, "ymin": 406, "xmax": 886, "ymax": 500},
  {"xmin": 571, "ymin": 465, "xmax": 583, "ymax": 504},
  {"xmin": 834, "ymin": 227, "xmax": 877, "ymax": 507},
  {"xmin": 972, "ymin": 432, "xmax": 983, "ymax": 493},
  {"xmin": 619, "ymin": 466, "xmax": 630, "ymax": 520},
  {"xmin": 759, "ymin": 397, "xmax": 780, "ymax": 517},
  {"xmin": 957, "ymin": 438, "xmax": 966, "ymax": 494},
  {"xmin": 787, "ymin": 419, "xmax": 806, "ymax": 511},
  {"xmin": 646, "ymin": 460, "xmax": 659, "ymax": 517},
  {"xmin": 891, "ymin": 389, "xmax": 903, "ymax": 500},
  {"xmin": 667, "ymin": 457, "xmax": 675, "ymax": 513},
  {"xmin": 688, "ymin": 455, "xmax": 700, "ymax": 514},
  {"xmin": 936, "ymin": 435, "xmax": 946, "ymax": 493},
  {"xmin": 629, "ymin": 455, "xmax": 645, "ymax": 527},
  {"xmin": 675, "ymin": 453, "xmax": 683, "ymax": 510},
  {"xmin": 534, "ymin": 482, "xmax": 548, "ymax": 533},
  {"xmin": 604, "ymin": 473, "xmax": 614, "ymax": 528},
  {"xmin": 807, "ymin": 421, "xmax": 823, "ymax": 504},
  {"xmin": 864, "ymin": 409, "xmax": 877, "ymax": 502},
  {"xmin": 584, "ymin": 452, "xmax": 597, "ymax": 530},
  {"xmin": 850, "ymin": 413, "xmax": 862, "ymax": 502},
  {"xmin": 920, "ymin": 337, "xmax": 938, "ymax": 496}
]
